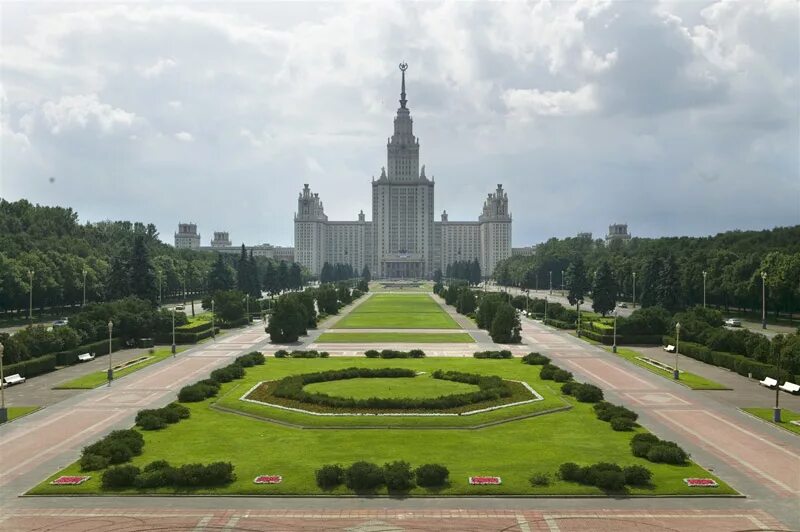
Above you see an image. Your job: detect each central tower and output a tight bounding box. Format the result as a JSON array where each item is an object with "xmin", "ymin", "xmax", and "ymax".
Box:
[{"xmin": 372, "ymin": 63, "xmax": 435, "ymax": 278}]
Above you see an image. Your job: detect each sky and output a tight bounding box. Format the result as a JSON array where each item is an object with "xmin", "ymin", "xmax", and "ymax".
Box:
[{"xmin": 1, "ymin": 1, "xmax": 798, "ymax": 248}]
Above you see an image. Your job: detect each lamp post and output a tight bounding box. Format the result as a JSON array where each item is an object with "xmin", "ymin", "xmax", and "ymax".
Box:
[
  {"xmin": 577, "ymin": 300, "xmax": 582, "ymax": 338},
  {"xmin": 525, "ymin": 289, "xmax": 530, "ymax": 317},
  {"xmin": 761, "ymin": 271, "xmax": 767, "ymax": 329},
  {"xmin": 632, "ymin": 271, "xmax": 637, "ymax": 309},
  {"xmin": 211, "ymin": 299, "xmax": 216, "ymax": 341},
  {"xmin": 82, "ymin": 269, "xmax": 88, "ymax": 307},
  {"xmin": 612, "ymin": 309, "xmax": 618, "ymax": 353},
  {"xmin": 544, "ymin": 296, "xmax": 548, "ymax": 325},
  {"xmin": 157, "ymin": 269, "xmax": 162, "ymax": 305},
  {"xmin": 561, "ymin": 270, "xmax": 565, "ymax": 296},
  {"xmin": 674, "ymin": 322, "xmax": 680, "ymax": 380},
  {"xmin": 28, "ymin": 269, "xmax": 34, "ymax": 320},
  {"xmin": 702, "ymin": 270, "xmax": 707, "ymax": 308},
  {"xmin": 107, "ymin": 321, "xmax": 114, "ymax": 386},
  {"xmin": 246, "ymin": 294, "xmax": 250, "ymax": 323},
  {"xmin": 0, "ymin": 342, "xmax": 7, "ymax": 423},
  {"xmin": 773, "ymin": 342, "xmax": 782, "ymax": 422},
  {"xmin": 549, "ymin": 271, "xmax": 552, "ymax": 295},
  {"xmin": 171, "ymin": 307, "xmax": 176, "ymax": 355}
]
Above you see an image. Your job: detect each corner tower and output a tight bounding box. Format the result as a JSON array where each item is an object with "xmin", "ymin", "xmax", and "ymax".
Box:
[{"xmin": 372, "ymin": 63, "xmax": 435, "ymax": 278}]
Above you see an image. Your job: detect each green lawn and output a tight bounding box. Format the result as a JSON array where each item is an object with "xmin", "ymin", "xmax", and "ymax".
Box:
[
  {"xmin": 743, "ymin": 407, "xmax": 800, "ymax": 435},
  {"xmin": 333, "ymin": 293, "xmax": 460, "ymax": 329},
  {"xmin": 54, "ymin": 347, "xmax": 187, "ymax": 389},
  {"xmin": 1, "ymin": 406, "xmax": 40, "ymax": 424},
  {"xmin": 30, "ymin": 357, "xmax": 734, "ymax": 496},
  {"xmin": 304, "ymin": 375, "xmax": 479, "ymax": 399},
  {"xmin": 316, "ymin": 332, "xmax": 474, "ymax": 343},
  {"xmin": 610, "ymin": 348, "xmax": 729, "ymax": 390}
]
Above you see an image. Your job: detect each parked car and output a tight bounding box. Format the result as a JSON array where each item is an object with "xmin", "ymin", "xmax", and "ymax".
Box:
[
  {"xmin": 617, "ymin": 303, "xmax": 628, "ymax": 308},
  {"xmin": 52, "ymin": 318, "xmax": 69, "ymax": 328},
  {"xmin": 724, "ymin": 318, "xmax": 742, "ymax": 327}
]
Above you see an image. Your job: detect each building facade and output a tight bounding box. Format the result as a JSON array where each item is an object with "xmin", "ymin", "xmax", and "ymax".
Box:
[
  {"xmin": 175, "ymin": 223, "xmax": 201, "ymax": 249},
  {"xmin": 606, "ymin": 223, "xmax": 632, "ymax": 245},
  {"xmin": 294, "ymin": 64, "xmax": 512, "ymax": 279},
  {"xmin": 174, "ymin": 226, "xmax": 294, "ymax": 262}
]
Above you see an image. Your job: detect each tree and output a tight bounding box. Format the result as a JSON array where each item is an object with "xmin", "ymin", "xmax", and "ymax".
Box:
[
  {"xmin": 263, "ymin": 261, "xmax": 278, "ymax": 296},
  {"xmin": 469, "ymin": 259, "xmax": 481, "ymax": 285},
  {"xmin": 289, "ymin": 262, "xmax": 303, "ymax": 290},
  {"xmin": 656, "ymin": 254, "xmax": 683, "ymax": 312},
  {"xmin": 476, "ymin": 292, "xmax": 505, "ymax": 329},
  {"xmin": 361, "ymin": 265, "xmax": 371, "ymax": 283},
  {"xmin": 456, "ymin": 287, "xmax": 477, "ymax": 315},
  {"xmin": 277, "ymin": 260, "xmax": 289, "ymax": 293},
  {"xmin": 566, "ymin": 256, "xmax": 590, "ymax": 311},
  {"xmin": 208, "ymin": 254, "xmax": 235, "ymax": 293},
  {"xmin": 214, "ymin": 290, "xmax": 246, "ymax": 324},
  {"xmin": 316, "ymin": 284, "xmax": 339, "ymax": 315},
  {"xmin": 320, "ymin": 262, "xmax": 333, "ymax": 284},
  {"xmin": 490, "ymin": 303, "xmax": 521, "ymax": 344},
  {"xmin": 107, "ymin": 253, "xmax": 130, "ymax": 301},
  {"xmin": 247, "ymin": 251, "xmax": 260, "ymax": 297},
  {"xmin": 433, "ymin": 269, "xmax": 442, "ymax": 284},
  {"xmin": 267, "ymin": 295, "xmax": 307, "ymax": 343},
  {"xmin": 236, "ymin": 244, "xmax": 249, "ymax": 294},
  {"xmin": 592, "ymin": 261, "xmax": 617, "ymax": 316}
]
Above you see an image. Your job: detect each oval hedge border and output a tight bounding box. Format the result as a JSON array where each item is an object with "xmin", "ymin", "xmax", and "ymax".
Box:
[{"xmin": 240, "ymin": 367, "xmax": 543, "ymax": 417}]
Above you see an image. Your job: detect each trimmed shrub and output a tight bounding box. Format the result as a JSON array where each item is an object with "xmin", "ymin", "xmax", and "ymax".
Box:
[
  {"xmin": 101, "ymin": 465, "xmax": 140, "ymax": 489},
  {"xmin": 315, "ymin": 464, "xmax": 344, "ymax": 489},
  {"xmin": 235, "ymin": 351, "xmax": 265, "ymax": 367},
  {"xmin": 274, "ymin": 350, "xmax": 289, "ymax": 358},
  {"xmin": 414, "ymin": 464, "xmax": 449, "ymax": 487},
  {"xmin": 558, "ymin": 462, "xmax": 583, "ymax": 482},
  {"xmin": 178, "ymin": 380, "xmax": 220, "ymax": 402},
  {"xmin": 135, "ymin": 463, "xmax": 175, "ymax": 488},
  {"xmin": 522, "ymin": 352, "xmax": 550, "ymax": 365},
  {"xmin": 594, "ymin": 402, "xmax": 638, "ymax": 422},
  {"xmin": 529, "ymin": 472, "xmax": 550, "ymax": 486},
  {"xmin": 136, "ymin": 413, "xmax": 167, "ymax": 431},
  {"xmin": 383, "ymin": 461, "xmax": 415, "ymax": 491},
  {"xmin": 80, "ymin": 453, "xmax": 110, "ymax": 471},
  {"xmin": 364, "ymin": 350, "xmax": 380, "ymax": 358},
  {"xmin": 210, "ymin": 363, "xmax": 245, "ymax": 383},
  {"xmin": 573, "ymin": 383, "xmax": 604, "ymax": 403},
  {"xmin": 552, "ymin": 369, "xmax": 573, "ymax": 382},
  {"xmin": 539, "ymin": 364, "xmax": 556, "ymax": 380},
  {"xmin": 560, "ymin": 381, "xmax": 578, "ymax": 396},
  {"xmin": 344, "ymin": 461, "xmax": 385, "ymax": 491},
  {"xmin": 593, "ymin": 470, "xmax": 626, "ymax": 490},
  {"xmin": 172, "ymin": 462, "xmax": 235, "ymax": 487},
  {"xmin": 610, "ymin": 417, "xmax": 636, "ymax": 431},
  {"xmin": 647, "ymin": 443, "xmax": 688, "ymax": 464},
  {"xmin": 473, "ymin": 350, "xmax": 513, "ymax": 359},
  {"xmin": 623, "ymin": 465, "xmax": 652, "ymax": 486}
]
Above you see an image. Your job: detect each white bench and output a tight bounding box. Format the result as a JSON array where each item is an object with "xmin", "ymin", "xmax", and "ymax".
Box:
[
  {"xmin": 77, "ymin": 353, "xmax": 95, "ymax": 362},
  {"xmin": 663, "ymin": 345, "xmax": 675, "ymax": 353},
  {"xmin": 4, "ymin": 374, "xmax": 26, "ymax": 386},
  {"xmin": 759, "ymin": 377, "xmax": 778, "ymax": 388},
  {"xmin": 779, "ymin": 381, "xmax": 800, "ymax": 394}
]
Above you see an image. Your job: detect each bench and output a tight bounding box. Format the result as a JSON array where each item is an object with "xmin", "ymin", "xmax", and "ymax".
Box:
[
  {"xmin": 77, "ymin": 353, "xmax": 95, "ymax": 362},
  {"xmin": 3, "ymin": 374, "xmax": 26, "ymax": 386},
  {"xmin": 759, "ymin": 377, "xmax": 778, "ymax": 388},
  {"xmin": 779, "ymin": 381, "xmax": 800, "ymax": 394},
  {"xmin": 663, "ymin": 345, "xmax": 676, "ymax": 353}
]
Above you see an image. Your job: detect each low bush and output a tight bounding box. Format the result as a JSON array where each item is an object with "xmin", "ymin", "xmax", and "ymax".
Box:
[
  {"xmin": 210, "ymin": 363, "xmax": 246, "ymax": 383},
  {"xmin": 136, "ymin": 413, "xmax": 166, "ymax": 430},
  {"xmin": 135, "ymin": 461, "xmax": 175, "ymax": 488},
  {"xmin": 81, "ymin": 429, "xmax": 144, "ymax": 468},
  {"xmin": 558, "ymin": 462, "xmax": 630, "ymax": 491},
  {"xmin": 539, "ymin": 364, "xmax": 556, "ymax": 380},
  {"xmin": 172, "ymin": 462, "xmax": 235, "ymax": 487},
  {"xmin": 552, "ymin": 369, "xmax": 573, "ymax": 382},
  {"xmin": 135, "ymin": 403, "xmax": 191, "ymax": 430},
  {"xmin": 561, "ymin": 381, "xmax": 578, "ymax": 395},
  {"xmin": 80, "ymin": 453, "xmax": 110, "ymax": 471},
  {"xmin": 383, "ymin": 461, "xmax": 415, "ymax": 491},
  {"xmin": 414, "ymin": 463, "xmax": 449, "ymax": 487},
  {"xmin": 610, "ymin": 417, "xmax": 636, "ymax": 431},
  {"xmin": 623, "ymin": 465, "xmax": 652, "ymax": 486},
  {"xmin": 629, "ymin": 433, "xmax": 688, "ymax": 464},
  {"xmin": 369, "ymin": 349, "xmax": 426, "ymax": 359},
  {"xmin": 235, "ymin": 351, "xmax": 265, "ymax": 367},
  {"xmin": 594, "ymin": 402, "xmax": 638, "ymax": 423},
  {"xmin": 473, "ymin": 350, "xmax": 513, "ymax": 359},
  {"xmin": 573, "ymin": 383, "xmax": 604, "ymax": 403},
  {"xmin": 287, "ymin": 350, "xmax": 329, "ymax": 358},
  {"xmin": 521, "ymin": 352, "xmax": 550, "ymax": 365},
  {"xmin": 344, "ymin": 461, "xmax": 385, "ymax": 491},
  {"xmin": 529, "ymin": 472, "xmax": 550, "ymax": 486},
  {"xmin": 101, "ymin": 465, "xmax": 140, "ymax": 489},
  {"xmin": 364, "ymin": 350, "xmax": 380, "ymax": 358},
  {"xmin": 274, "ymin": 350, "xmax": 289, "ymax": 358},
  {"xmin": 315, "ymin": 464, "xmax": 344, "ymax": 489},
  {"xmin": 558, "ymin": 462, "xmax": 583, "ymax": 482},
  {"xmin": 178, "ymin": 379, "xmax": 221, "ymax": 402}
]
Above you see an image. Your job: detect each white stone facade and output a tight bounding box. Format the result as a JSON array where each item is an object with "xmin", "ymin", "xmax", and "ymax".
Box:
[
  {"xmin": 174, "ymin": 223, "xmax": 200, "ymax": 249},
  {"xmin": 293, "ymin": 65, "xmax": 512, "ymax": 279}
]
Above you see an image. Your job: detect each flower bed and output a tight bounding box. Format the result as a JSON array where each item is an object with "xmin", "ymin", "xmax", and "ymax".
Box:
[
  {"xmin": 469, "ymin": 476, "xmax": 501, "ymax": 485},
  {"xmin": 254, "ymin": 475, "xmax": 282, "ymax": 484},
  {"xmin": 683, "ymin": 478, "xmax": 718, "ymax": 487},
  {"xmin": 50, "ymin": 475, "xmax": 91, "ymax": 485}
]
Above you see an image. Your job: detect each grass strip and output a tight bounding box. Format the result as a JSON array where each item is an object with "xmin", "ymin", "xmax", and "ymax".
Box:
[
  {"xmin": 609, "ymin": 347, "xmax": 729, "ymax": 390},
  {"xmin": 54, "ymin": 347, "xmax": 187, "ymax": 389},
  {"xmin": 1, "ymin": 406, "xmax": 40, "ymax": 424},
  {"xmin": 742, "ymin": 407, "xmax": 800, "ymax": 435},
  {"xmin": 316, "ymin": 332, "xmax": 474, "ymax": 343}
]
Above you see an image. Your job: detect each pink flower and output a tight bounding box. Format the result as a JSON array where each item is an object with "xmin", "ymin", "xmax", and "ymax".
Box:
[
  {"xmin": 50, "ymin": 476, "xmax": 91, "ymax": 485},
  {"xmin": 469, "ymin": 476, "xmax": 502, "ymax": 485},
  {"xmin": 683, "ymin": 478, "xmax": 718, "ymax": 487},
  {"xmin": 254, "ymin": 475, "xmax": 283, "ymax": 484}
]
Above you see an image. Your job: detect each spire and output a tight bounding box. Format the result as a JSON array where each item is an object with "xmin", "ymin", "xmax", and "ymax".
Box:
[{"xmin": 399, "ymin": 62, "xmax": 408, "ymax": 109}]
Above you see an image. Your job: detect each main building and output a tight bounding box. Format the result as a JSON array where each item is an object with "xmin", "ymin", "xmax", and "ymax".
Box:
[{"xmin": 294, "ymin": 64, "xmax": 511, "ymax": 279}]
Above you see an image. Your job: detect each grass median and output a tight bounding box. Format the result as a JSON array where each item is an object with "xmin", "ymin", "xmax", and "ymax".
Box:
[
  {"xmin": 743, "ymin": 407, "xmax": 800, "ymax": 435},
  {"xmin": 316, "ymin": 332, "xmax": 475, "ymax": 343},
  {"xmin": 1, "ymin": 406, "xmax": 40, "ymax": 424},
  {"xmin": 333, "ymin": 293, "xmax": 460, "ymax": 329},
  {"xmin": 609, "ymin": 347, "xmax": 729, "ymax": 390},
  {"xmin": 54, "ymin": 346, "xmax": 188, "ymax": 389}
]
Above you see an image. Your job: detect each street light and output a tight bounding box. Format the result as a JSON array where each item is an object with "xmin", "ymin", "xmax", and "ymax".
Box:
[
  {"xmin": 674, "ymin": 322, "xmax": 681, "ymax": 380},
  {"xmin": 107, "ymin": 320, "xmax": 114, "ymax": 386},
  {"xmin": 773, "ymin": 342, "xmax": 782, "ymax": 423},
  {"xmin": 702, "ymin": 270, "xmax": 707, "ymax": 308},
  {"xmin": 549, "ymin": 271, "xmax": 552, "ymax": 295},
  {"xmin": 211, "ymin": 299, "xmax": 216, "ymax": 341},
  {"xmin": 561, "ymin": 270, "xmax": 565, "ymax": 296},
  {"xmin": 632, "ymin": 271, "xmax": 637, "ymax": 309},
  {"xmin": 171, "ymin": 307, "xmax": 177, "ymax": 355},
  {"xmin": 82, "ymin": 269, "xmax": 88, "ymax": 306},
  {"xmin": 577, "ymin": 299, "xmax": 582, "ymax": 337},
  {"xmin": 157, "ymin": 269, "xmax": 162, "ymax": 305},
  {"xmin": 0, "ymin": 342, "xmax": 7, "ymax": 423},
  {"xmin": 612, "ymin": 309, "xmax": 618, "ymax": 353},
  {"xmin": 544, "ymin": 295, "xmax": 548, "ymax": 325},
  {"xmin": 246, "ymin": 294, "xmax": 250, "ymax": 323},
  {"xmin": 525, "ymin": 288, "xmax": 530, "ymax": 317},
  {"xmin": 761, "ymin": 271, "xmax": 767, "ymax": 329},
  {"xmin": 28, "ymin": 269, "xmax": 34, "ymax": 320}
]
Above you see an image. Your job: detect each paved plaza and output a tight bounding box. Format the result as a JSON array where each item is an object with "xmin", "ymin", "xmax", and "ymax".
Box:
[{"xmin": 1, "ymin": 294, "xmax": 798, "ymax": 531}]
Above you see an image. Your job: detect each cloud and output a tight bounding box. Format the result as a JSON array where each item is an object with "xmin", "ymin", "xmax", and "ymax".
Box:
[
  {"xmin": 139, "ymin": 57, "xmax": 177, "ymax": 78},
  {"xmin": 174, "ymin": 131, "xmax": 193, "ymax": 142},
  {"xmin": 40, "ymin": 94, "xmax": 138, "ymax": 134},
  {"xmin": 503, "ymin": 85, "xmax": 598, "ymax": 117}
]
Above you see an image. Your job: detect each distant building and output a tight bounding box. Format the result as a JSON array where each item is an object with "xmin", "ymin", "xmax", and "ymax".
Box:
[
  {"xmin": 512, "ymin": 246, "xmax": 537, "ymax": 257},
  {"xmin": 577, "ymin": 232, "xmax": 593, "ymax": 240},
  {"xmin": 211, "ymin": 231, "xmax": 231, "ymax": 248},
  {"xmin": 294, "ymin": 64, "xmax": 511, "ymax": 279},
  {"xmin": 174, "ymin": 223, "xmax": 200, "ymax": 249},
  {"xmin": 606, "ymin": 223, "xmax": 631, "ymax": 245}
]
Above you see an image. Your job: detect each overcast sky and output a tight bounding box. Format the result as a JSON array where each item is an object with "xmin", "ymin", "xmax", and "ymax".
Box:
[{"xmin": 1, "ymin": 1, "xmax": 798, "ymax": 247}]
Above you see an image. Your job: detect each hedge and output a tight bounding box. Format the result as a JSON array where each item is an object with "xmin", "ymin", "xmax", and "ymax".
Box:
[
  {"xmin": 54, "ymin": 337, "xmax": 124, "ymax": 366},
  {"xmin": 175, "ymin": 320, "xmax": 214, "ymax": 334},
  {"xmin": 580, "ymin": 329, "xmax": 662, "ymax": 346},
  {"xmin": 363, "ymin": 349, "xmax": 425, "ymax": 359},
  {"xmin": 473, "ymin": 350, "xmax": 513, "ymax": 359},
  {"xmin": 544, "ymin": 318, "xmax": 575, "ymax": 329},
  {"xmin": 4, "ymin": 354, "xmax": 57, "ymax": 378},
  {"xmin": 154, "ymin": 327, "xmax": 219, "ymax": 345},
  {"xmin": 663, "ymin": 336, "xmax": 794, "ymax": 382},
  {"xmin": 220, "ymin": 317, "xmax": 250, "ymax": 329}
]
